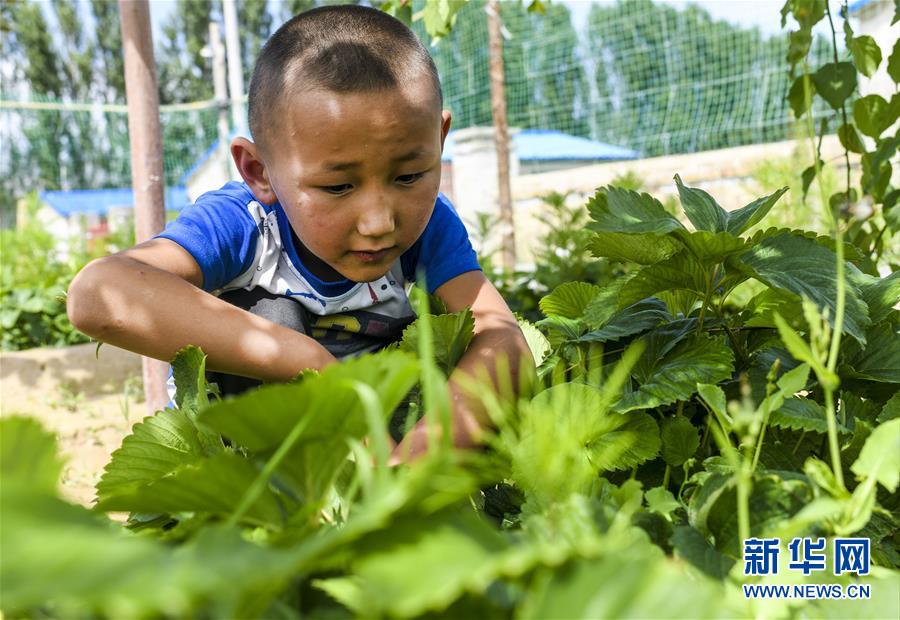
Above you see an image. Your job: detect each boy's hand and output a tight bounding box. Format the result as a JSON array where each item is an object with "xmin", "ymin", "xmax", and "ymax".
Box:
[{"xmin": 389, "ymin": 271, "xmax": 534, "ymax": 463}]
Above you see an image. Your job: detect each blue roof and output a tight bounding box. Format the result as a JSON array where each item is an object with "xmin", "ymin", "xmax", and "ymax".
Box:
[
  {"xmin": 441, "ymin": 129, "xmax": 638, "ymax": 162},
  {"xmin": 847, "ymin": 0, "xmax": 875, "ymax": 14},
  {"xmin": 40, "ymin": 186, "xmax": 190, "ymax": 217}
]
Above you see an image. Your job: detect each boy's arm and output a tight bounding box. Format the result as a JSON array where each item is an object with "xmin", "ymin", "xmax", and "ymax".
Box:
[
  {"xmin": 391, "ymin": 270, "xmax": 534, "ymax": 462},
  {"xmin": 67, "ymin": 238, "xmax": 336, "ymax": 381}
]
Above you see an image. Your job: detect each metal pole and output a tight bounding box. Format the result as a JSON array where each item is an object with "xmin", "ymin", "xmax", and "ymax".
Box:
[
  {"xmin": 210, "ymin": 21, "xmax": 232, "ymax": 182},
  {"xmin": 118, "ymin": 0, "xmax": 170, "ymax": 414},
  {"xmin": 222, "ymin": 0, "xmax": 247, "ymax": 134},
  {"xmin": 487, "ymin": 0, "xmax": 516, "ymax": 272}
]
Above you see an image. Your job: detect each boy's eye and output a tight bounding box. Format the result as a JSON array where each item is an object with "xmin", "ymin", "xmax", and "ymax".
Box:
[
  {"xmin": 321, "ymin": 184, "xmax": 353, "ymax": 195},
  {"xmin": 396, "ymin": 172, "xmax": 425, "ymax": 185}
]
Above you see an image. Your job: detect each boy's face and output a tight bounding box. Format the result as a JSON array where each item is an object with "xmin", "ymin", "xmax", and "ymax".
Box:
[{"xmin": 260, "ymin": 84, "xmax": 451, "ymax": 283}]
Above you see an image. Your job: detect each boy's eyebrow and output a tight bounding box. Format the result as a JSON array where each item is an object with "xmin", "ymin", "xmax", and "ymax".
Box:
[{"xmin": 321, "ymin": 149, "xmax": 428, "ymax": 171}]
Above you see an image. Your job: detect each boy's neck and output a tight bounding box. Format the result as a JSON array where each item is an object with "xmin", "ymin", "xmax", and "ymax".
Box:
[{"xmin": 290, "ymin": 229, "xmax": 346, "ymax": 282}]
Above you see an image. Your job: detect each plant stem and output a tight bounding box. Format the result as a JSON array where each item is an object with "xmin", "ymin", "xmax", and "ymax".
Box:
[
  {"xmin": 801, "ymin": 64, "xmax": 847, "ymax": 491},
  {"xmin": 823, "ymin": 389, "xmax": 845, "ymax": 488},
  {"xmin": 792, "ymin": 430, "xmax": 807, "ymax": 455},
  {"xmin": 662, "ymin": 464, "xmax": 671, "ymax": 489},
  {"xmin": 701, "ymin": 415, "xmax": 711, "ymax": 449},
  {"xmin": 751, "ymin": 409, "xmax": 769, "ymax": 473},
  {"xmin": 227, "ymin": 412, "xmax": 312, "ymax": 528},
  {"xmin": 825, "ymin": 2, "xmax": 853, "ymax": 211},
  {"xmin": 696, "ymin": 265, "xmax": 718, "ymax": 334}
]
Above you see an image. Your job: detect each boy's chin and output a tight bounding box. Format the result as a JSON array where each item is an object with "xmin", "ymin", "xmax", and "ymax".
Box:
[{"xmin": 339, "ymin": 264, "xmax": 393, "ymax": 284}]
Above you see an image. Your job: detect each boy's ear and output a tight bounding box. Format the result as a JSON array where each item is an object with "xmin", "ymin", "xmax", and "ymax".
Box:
[
  {"xmin": 231, "ymin": 137, "xmax": 277, "ymax": 205},
  {"xmin": 439, "ymin": 110, "xmax": 452, "ymax": 151}
]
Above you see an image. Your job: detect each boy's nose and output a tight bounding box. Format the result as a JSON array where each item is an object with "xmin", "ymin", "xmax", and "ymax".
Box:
[{"xmin": 356, "ymin": 202, "xmax": 396, "ymax": 239}]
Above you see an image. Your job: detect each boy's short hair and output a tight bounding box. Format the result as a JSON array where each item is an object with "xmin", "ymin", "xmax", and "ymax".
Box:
[{"xmin": 248, "ymin": 5, "xmax": 443, "ymax": 148}]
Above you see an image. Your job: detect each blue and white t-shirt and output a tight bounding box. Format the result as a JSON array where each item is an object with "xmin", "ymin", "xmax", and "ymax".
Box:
[{"xmin": 156, "ymin": 182, "xmax": 480, "ymax": 359}]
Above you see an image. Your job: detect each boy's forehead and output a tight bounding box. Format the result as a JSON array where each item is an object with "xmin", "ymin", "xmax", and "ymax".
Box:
[{"xmin": 278, "ymin": 84, "xmax": 442, "ymax": 143}]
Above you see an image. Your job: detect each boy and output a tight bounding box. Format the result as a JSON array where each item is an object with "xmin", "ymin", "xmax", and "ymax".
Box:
[{"xmin": 67, "ymin": 5, "xmax": 533, "ymax": 462}]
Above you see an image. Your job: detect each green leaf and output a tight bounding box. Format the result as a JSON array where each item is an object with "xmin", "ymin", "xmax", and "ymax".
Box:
[
  {"xmin": 345, "ymin": 509, "xmax": 528, "ymax": 618},
  {"xmin": 1, "ymin": 488, "xmax": 299, "ymax": 618},
  {"xmin": 518, "ymin": 318, "xmax": 551, "ymax": 366},
  {"xmin": 850, "ymin": 271, "xmax": 900, "ymax": 324},
  {"xmin": 520, "ymin": 549, "xmax": 737, "ymax": 620},
  {"xmin": 853, "ymin": 94, "xmax": 891, "ymax": 138},
  {"xmin": 515, "ymin": 384, "xmax": 660, "ymax": 505},
  {"xmin": 95, "ymin": 453, "xmax": 288, "ymax": 526},
  {"xmin": 851, "ymin": 419, "xmax": 900, "ymax": 492},
  {"xmin": 171, "ymin": 345, "xmax": 210, "ymax": 412},
  {"xmin": 200, "ymin": 351, "xmax": 418, "ymax": 506},
  {"xmin": 745, "ymin": 288, "xmax": 804, "ymax": 329},
  {"xmin": 537, "ymin": 315, "xmax": 587, "ymax": 347},
  {"xmin": 95, "ymin": 407, "xmax": 214, "ymax": 505},
  {"xmin": 848, "ymin": 35, "xmax": 882, "ymax": 77},
  {"xmin": 645, "ymin": 487, "xmax": 680, "ymax": 519},
  {"xmin": 772, "ymin": 312, "xmax": 838, "ymax": 390},
  {"xmin": 888, "ymin": 37, "xmax": 900, "ymax": 83},
  {"xmin": 539, "ymin": 282, "xmax": 601, "ymax": 319},
  {"xmin": 670, "ymin": 230, "xmax": 748, "ymax": 264},
  {"xmin": 877, "ymin": 391, "xmax": 900, "ymax": 423},
  {"xmin": 787, "ymin": 28, "xmax": 812, "ymax": 64},
  {"xmin": 673, "ymin": 174, "xmax": 727, "ymax": 233},
  {"xmin": 843, "ymin": 321, "xmax": 900, "ymax": 383},
  {"xmin": 670, "ymin": 525, "xmax": 736, "ymax": 580},
  {"xmin": 687, "ymin": 472, "xmax": 733, "ymax": 537},
  {"xmin": 705, "ymin": 474, "xmax": 810, "ymax": 556},
  {"xmin": 777, "ymin": 362, "xmax": 812, "ymax": 394},
  {"xmin": 870, "ymin": 133, "xmax": 900, "ymax": 176},
  {"xmin": 769, "ymin": 397, "xmax": 849, "ymax": 434},
  {"xmin": 586, "ymin": 412, "xmax": 661, "ymax": 473},
  {"xmin": 420, "ymin": 0, "xmax": 465, "ymax": 41},
  {"xmin": 725, "ymin": 187, "xmax": 788, "ymax": 235},
  {"xmin": 804, "ymin": 457, "xmax": 849, "ymax": 499},
  {"xmin": 660, "ymin": 416, "xmax": 700, "ymax": 467},
  {"xmin": 582, "ymin": 278, "xmax": 630, "ymax": 328},
  {"xmin": 587, "ymin": 186, "xmax": 684, "ymax": 234},
  {"xmin": 812, "ymin": 62, "xmax": 857, "ymax": 109},
  {"xmin": 615, "ymin": 335, "xmax": 734, "ymax": 413},
  {"xmin": 400, "ymin": 309, "xmax": 474, "ymax": 374},
  {"xmin": 697, "ymin": 384, "xmax": 730, "ymax": 432},
  {"xmin": 838, "ymin": 123, "xmax": 866, "ymax": 154},
  {"xmin": 801, "ymin": 160, "xmax": 825, "ymax": 197},
  {"xmin": 741, "ymin": 232, "xmax": 871, "ymax": 343},
  {"xmin": 787, "ymin": 74, "xmax": 816, "ymax": 118},
  {"xmin": 588, "ymin": 231, "xmax": 682, "ymax": 265},
  {"xmin": 0, "ymin": 416, "xmax": 63, "ymax": 494},
  {"xmin": 580, "ymin": 299, "xmax": 671, "ymax": 344},
  {"xmin": 618, "ymin": 251, "xmax": 709, "ymax": 310}
]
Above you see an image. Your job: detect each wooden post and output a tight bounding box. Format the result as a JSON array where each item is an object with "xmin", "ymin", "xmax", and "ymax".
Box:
[
  {"xmin": 210, "ymin": 21, "xmax": 232, "ymax": 182},
  {"xmin": 222, "ymin": 0, "xmax": 247, "ymax": 134},
  {"xmin": 119, "ymin": 0, "xmax": 170, "ymax": 414},
  {"xmin": 487, "ymin": 0, "xmax": 516, "ymax": 272}
]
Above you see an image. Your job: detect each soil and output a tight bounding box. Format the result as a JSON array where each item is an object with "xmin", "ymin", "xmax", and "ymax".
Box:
[{"xmin": 1, "ymin": 342, "xmax": 147, "ymax": 507}]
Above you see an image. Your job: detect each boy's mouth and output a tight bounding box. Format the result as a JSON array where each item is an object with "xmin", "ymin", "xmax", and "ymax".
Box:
[{"xmin": 350, "ymin": 246, "xmax": 395, "ymax": 263}]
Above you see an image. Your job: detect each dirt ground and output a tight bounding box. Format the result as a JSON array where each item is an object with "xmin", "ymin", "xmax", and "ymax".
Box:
[{"xmin": 1, "ymin": 342, "xmax": 146, "ymax": 507}]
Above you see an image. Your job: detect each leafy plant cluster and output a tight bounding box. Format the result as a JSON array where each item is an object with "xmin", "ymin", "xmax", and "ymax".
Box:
[
  {"xmin": 0, "ymin": 198, "xmax": 102, "ymax": 351},
  {"xmin": 782, "ymin": 0, "xmax": 900, "ymax": 270},
  {"xmin": 472, "ymin": 191, "xmax": 624, "ymax": 322},
  {"xmin": 2, "ymin": 173, "xmax": 898, "ymax": 617}
]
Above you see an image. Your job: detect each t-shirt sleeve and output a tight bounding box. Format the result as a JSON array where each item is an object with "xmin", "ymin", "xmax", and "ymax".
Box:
[
  {"xmin": 155, "ymin": 183, "xmax": 259, "ymax": 292},
  {"xmin": 402, "ymin": 194, "xmax": 481, "ymax": 293}
]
